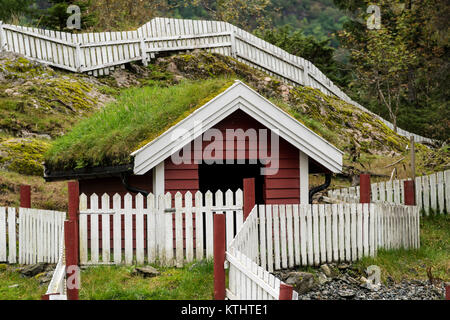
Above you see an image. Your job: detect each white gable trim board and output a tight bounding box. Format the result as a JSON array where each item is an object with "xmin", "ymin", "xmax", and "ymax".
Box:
[{"xmin": 131, "ymin": 81, "xmax": 343, "ymax": 176}]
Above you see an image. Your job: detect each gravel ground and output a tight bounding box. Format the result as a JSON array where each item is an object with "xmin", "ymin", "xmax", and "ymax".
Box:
[
  {"xmin": 274, "ymin": 264, "xmax": 446, "ymax": 300},
  {"xmin": 298, "ymin": 278, "xmax": 445, "ymax": 300}
]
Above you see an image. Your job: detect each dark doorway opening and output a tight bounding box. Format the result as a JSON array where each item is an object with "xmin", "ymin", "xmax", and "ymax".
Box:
[{"xmin": 198, "ymin": 162, "xmax": 265, "ymax": 204}]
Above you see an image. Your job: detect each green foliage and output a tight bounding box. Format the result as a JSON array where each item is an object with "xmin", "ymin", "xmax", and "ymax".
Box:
[
  {"xmin": 40, "ymin": 0, "xmax": 95, "ymax": 31},
  {"xmin": 255, "ymin": 25, "xmax": 351, "ymax": 87},
  {"xmin": 336, "ymin": 0, "xmax": 450, "ymax": 140},
  {"xmin": 0, "ymin": 0, "xmax": 33, "ymax": 22}
]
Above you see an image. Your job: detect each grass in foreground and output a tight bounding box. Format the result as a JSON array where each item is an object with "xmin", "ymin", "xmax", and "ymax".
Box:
[
  {"xmin": 79, "ymin": 260, "xmax": 214, "ymax": 300},
  {"xmin": 353, "ymin": 214, "xmax": 450, "ymax": 283},
  {"xmin": 0, "ymin": 265, "xmax": 46, "ymax": 300}
]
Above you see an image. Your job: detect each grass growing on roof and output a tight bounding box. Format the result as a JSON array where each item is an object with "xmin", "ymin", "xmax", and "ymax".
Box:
[{"xmin": 45, "ymin": 78, "xmax": 235, "ymax": 171}]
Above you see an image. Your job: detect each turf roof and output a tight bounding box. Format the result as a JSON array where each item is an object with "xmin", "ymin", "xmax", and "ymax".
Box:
[{"xmin": 44, "ymin": 78, "xmax": 235, "ymax": 172}]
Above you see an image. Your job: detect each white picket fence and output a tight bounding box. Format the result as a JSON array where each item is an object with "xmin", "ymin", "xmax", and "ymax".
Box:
[
  {"xmin": 328, "ymin": 170, "xmax": 450, "ymax": 215},
  {"xmin": 226, "ymin": 206, "xmax": 298, "ymax": 300},
  {"xmin": 225, "ymin": 202, "xmax": 419, "ymax": 300},
  {"xmin": 44, "ymin": 237, "xmax": 67, "ymax": 300},
  {"xmin": 78, "ymin": 189, "xmax": 243, "ymax": 267},
  {"xmin": 0, "ymin": 17, "xmax": 434, "ymax": 144},
  {"xmin": 0, "ymin": 207, "xmax": 66, "ymax": 264}
]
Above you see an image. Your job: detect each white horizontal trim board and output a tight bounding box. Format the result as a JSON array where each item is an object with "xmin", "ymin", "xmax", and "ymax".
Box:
[
  {"xmin": 78, "ymin": 190, "xmax": 243, "ymax": 266},
  {"xmin": 0, "ymin": 17, "xmax": 434, "ymax": 144},
  {"xmin": 132, "ymin": 80, "xmax": 343, "ymax": 175},
  {"xmin": 328, "ymin": 169, "xmax": 449, "ymax": 215}
]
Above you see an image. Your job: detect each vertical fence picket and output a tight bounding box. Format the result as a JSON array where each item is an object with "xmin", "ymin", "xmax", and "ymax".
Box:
[
  {"xmin": 272, "ymin": 205, "xmax": 281, "ymax": 270},
  {"xmin": 175, "ymin": 192, "xmax": 184, "ymax": 267},
  {"xmin": 79, "ymin": 194, "xmax": 88, "ymax": 264},
  {"xmin": 101, "ymin": 194, "xmax": 111, "ymax": 264},
  {"xmin": 0, "ymin": 207, "xmax": 6, "ymax": 262},
  {"xmin": 147, "ymin": 193, "xmax": 156, "ymax": 264},
  {"xmin": 185, "ymin": 192, "xmax": 194, "ymax": 263},
  {"xmin": 136, "ymin": 193, "xmax": 145, "ymax": 265}
]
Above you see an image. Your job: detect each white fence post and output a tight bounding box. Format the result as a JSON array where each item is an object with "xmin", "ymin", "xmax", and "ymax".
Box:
[{"xmin": 0, "ymin": 21, "xmax": 6, "ymax": 52}]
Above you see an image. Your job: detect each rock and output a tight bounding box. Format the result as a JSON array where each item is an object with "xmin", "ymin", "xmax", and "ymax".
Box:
[
  {"xmin": 8, "ymin": 284, "xmax": 19, "ymax": 288},
  {"xmin": 20, "ymin": 263, "xmax": 47, "ymax": 277},
  {"xmin": 132, "ymin": 266, "xmax": 160, "ymax": 278},
  {"xmin": 320, "ymin": 264, "xmax": 332, "ymax": 277},
  {"xmin": 337, "ymin": 263, "xmax": 350, "ymax": 270},
  {"xmin": 338, "ymin": 289, "xmax": 356, "ymax": 299},
  {"xmin": 285, "ymin": 272, "xmax": 316, "ymax": 294},
  {"xmin": 5, "ymin": 88, "xmax": 14, "ymax": 96},
  {"xmin": 38, "ymin": 272, "xmax": 54, "ymax": 284},
  {"xmin": 318, "ymin": 272, "xmax": 329, "ymax": 285}
]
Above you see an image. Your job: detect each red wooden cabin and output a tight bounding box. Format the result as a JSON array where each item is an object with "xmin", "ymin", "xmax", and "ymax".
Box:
[{"xmin": 45, "ymin": 81, "xmax": 343, "ymax": 207}]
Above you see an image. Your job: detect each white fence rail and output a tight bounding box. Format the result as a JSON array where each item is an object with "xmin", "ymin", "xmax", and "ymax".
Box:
[
  {"xmin": 0, "ymin": 17, "xmax": 434, "ymax": 144},
  {"xmin": 225, "ymin": 203, "xmax": 419, "ymax": 300},
  {"xmin": 0, "ymin": 207, "xmax": 65, "ymax": 264},
  {"xmin": 78, "ymin": 189, "xmax": 243, "ymax": 267},
  {"xmin": 329, "ymin": 170, "xmax": 450, "ymax": 215}
]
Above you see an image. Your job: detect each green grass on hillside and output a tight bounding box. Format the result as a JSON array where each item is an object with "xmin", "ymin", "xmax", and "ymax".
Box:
[{"xmin": 45, "ymin": 78, "xmax": 234, "ymax": 171}]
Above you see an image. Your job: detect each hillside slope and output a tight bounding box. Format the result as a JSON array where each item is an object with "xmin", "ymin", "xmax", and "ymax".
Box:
[{"xmin": 1, "ymin": 51, "xmax": 448, "ymax": 209}]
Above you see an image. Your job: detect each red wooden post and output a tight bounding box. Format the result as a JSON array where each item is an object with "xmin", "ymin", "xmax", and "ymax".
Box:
[
  {"xmin": 214, "ymin": 214, "xmax": 226, "ymax": 300},
  {"xmin": 279, "ymin": 283, "xmax": 293, "ymax": 300},
  {"xmin": 20, "ymin": 185, "xmax": 31, "ymax": 208},
  {"xmin": 359, "ymin": 174, "xmax": 371, "ymax": 204},
  {"xmin": 66, "ymin": 181, "xmax": 80, "ymax": 300},
  {"xmin": 404, "ymin": 180, "xmax": 416, "ymax": 206},
  {"xmin": 445, "ymin": 283, "xmax": 450, "ymax": 300},
  {"xmin": 243, "ymin": 178, "xmax": 255, "ymax": 220}
]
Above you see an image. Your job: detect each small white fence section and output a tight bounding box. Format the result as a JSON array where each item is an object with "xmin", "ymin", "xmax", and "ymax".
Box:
[
  {"xmin": 78, "ymin": 190, "xmax": 243, "ymax": 267},
  {"xmin": 44, "ymin": 237, "xmax": 67, "ymax": 300},
  {"xmin": 0, "ymin": 207, "xmax": 65, "ymax": 264},
  {"xmin": 225, "ymin": 203, "xmax": 419, "ymax": 300},
  {"xmin": 328, "ymin": 170, "xmax": 450, "ymax": 215},
  {"xmin": 0, "ymin": 17, "xmax": 434, "ymax": 144},
  {"xmin": 226, "ymin": 206, "xmax": 297, "ymax": 300}
]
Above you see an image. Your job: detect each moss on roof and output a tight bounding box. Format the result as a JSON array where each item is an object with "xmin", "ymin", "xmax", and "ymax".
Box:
[{"xmin": 44, "ymin": 78, "xmax": 234, "ymax": 171}]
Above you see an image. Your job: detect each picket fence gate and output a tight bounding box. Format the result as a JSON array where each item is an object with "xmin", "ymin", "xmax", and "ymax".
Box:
[
  {"xmin": 329, "ymin": 170, "xmax": 450, "ymax": 215},
  {"xmin": 0, "ymin": 17, "xmax": 434, "ymax": 144},
  {"xmin": 78, "ymin": 189, "xmax": 243, "ymax": 267},
  {"xmin": 0, "ymin": 207, "xmax": 66, "ymax": 264},
  {"xmin": 225, "ymin": 203, "xmax": 419, "ymax": 300},
  {"xmin": 44, "ymin": 237, "xmax": 67, "ymax": 300}
]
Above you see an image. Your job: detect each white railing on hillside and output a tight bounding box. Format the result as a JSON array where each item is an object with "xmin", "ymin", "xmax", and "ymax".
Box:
[
  {"xmin": 329, "ymin": 169, "xmax": 450, "ymax": 215},
  {"xmin": 0, "ymin": 207, "xmax": 65, "ymax": 264},
  {"xmin": 78, "ymin": 190, "xmax": 243, "ymax": 267},
  {"xmin": 0, "ymin": 17, "xmax": 434, "ymax": 144},
  {"xmin": 225, "ymin": 203, "xmax": 419, "ymax": 300}
]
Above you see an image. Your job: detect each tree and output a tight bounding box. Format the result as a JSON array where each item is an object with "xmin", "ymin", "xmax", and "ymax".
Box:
[
  {"xmin": 40, "ymin": 0, "xmax": 95, "ymax": 31},
  {"xmin": 186, "ymin": 0, "xmax": 272, "ymax": 31},
  {"xmin": 0, "ymin": 0, "xmax": 33, "ymax": 22},
  {"xmin": 335, "ymin": 0, "xmax": 449, "ymax": 140},
  {"xmin": 256, "ymin": 25, "xmax": 351, "ymax": 87}
]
